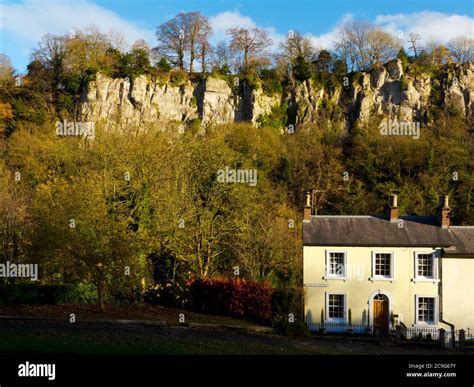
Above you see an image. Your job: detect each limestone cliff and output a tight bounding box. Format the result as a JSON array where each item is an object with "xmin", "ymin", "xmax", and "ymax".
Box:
[
  {"xmin": 79, "ymin": 60, "xmax": 474, "ymax": 131},
  {"xmin": 80, "ymin": 74, "xmax": 279, "ymax": 129}
]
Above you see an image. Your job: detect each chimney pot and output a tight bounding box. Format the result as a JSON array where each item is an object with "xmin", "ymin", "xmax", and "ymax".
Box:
[
  {"xmin": 443, "ymin": 195, "xmax": 449, "ymax": 209},
  {"xmin": 389, "ymin": 194, "xmax": 398, "ymax": 208},
  {"xmin": 304, "ymin": 191, "xmax": 312, "ymax": 222}
]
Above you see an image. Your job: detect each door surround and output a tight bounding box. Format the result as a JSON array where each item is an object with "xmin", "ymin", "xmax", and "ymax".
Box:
[{"xmin": 368, "ymin": 290, "xmax": 394, "ymax": 327}]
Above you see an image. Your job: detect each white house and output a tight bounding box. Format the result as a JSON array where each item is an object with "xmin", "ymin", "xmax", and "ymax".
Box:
[{"xmin": 303, "ymin": 194, "xmax": 474, "ymax": 336}]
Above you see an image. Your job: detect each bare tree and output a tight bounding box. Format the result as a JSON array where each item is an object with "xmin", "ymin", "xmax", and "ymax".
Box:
[
  {"xmin": 448, "ymin": 35, "xmax": 474, "ymax": 62},
  {"xmin": 183, "ymin": 12, "xmax": 212, "ymax": 73},
  {"xmin": 0, "ymin": 54, "xmax": 14, "ymax": 85},
  {"xmin": 156, "ymin": 14, "xmax": 187, "ymax": 69},
  {"xmin": 211, "ymin": 41, "xmax": 233, "ymax": 73},
  {"xmin": 227, "ymin": 27, "xmax": 272, "ymax": 70},
  {"xmin": 423, "ymin": 38, "xmax": 452, "ymax": 65},
  {"xmin": 335, "ymin": 21, "xmax": 400, "ymax": 71},
  {"xmin": 196, "ymin": 17, "xmax": 213, "ymax": 73},
  {"xmin": 156, "ymin": 12, "xmax": 212, "ymax": 72},
  {"xmin": 199, "ymin": 38, "xmax": 213, "ymax": 73},
  {"xmin": 340, "ymin": 21, "xmax": 372, "ymax": 70},
  {"xmin": 131, "ymin": 39, "xmax": 150, "ymax": 53},
  {"xmin": 365, "ymin": 28, "xmax": 401, "ymax": 66},
  {"xmin": 408, "ymin": 32, "xmax": 422, "ymax": 59},
  {"xmin": 334, "ymin": 27, "xmax": 358, "ymax": 72},
  {"xmin": 32, "ymin": 33, "xmax": 67, "ymax": 74},
  {"xmin": 108, "ymin": 29, "xmax": 128, "ymax": 52}
]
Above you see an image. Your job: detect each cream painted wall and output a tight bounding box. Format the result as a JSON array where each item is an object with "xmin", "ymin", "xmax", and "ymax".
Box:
[
  {"xmin": 303, "ymin": 246, "xmax": 442, "ymax": 328},
  {"xmin": 441, "ymin": 257, "xmax": 474, "ymax": 330}
]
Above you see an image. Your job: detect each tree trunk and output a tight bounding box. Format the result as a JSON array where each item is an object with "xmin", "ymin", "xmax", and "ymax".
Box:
[
  {"xmin": 98, "ymin": 282, "xmax": 105, "ymax": 312},
  {"xmin": 201, "ymin": 50, "xmax": 206, "ymax": 74},
  {"xmin": 190, "ymin": 47, "xmax": 195, "ymax": 73}
]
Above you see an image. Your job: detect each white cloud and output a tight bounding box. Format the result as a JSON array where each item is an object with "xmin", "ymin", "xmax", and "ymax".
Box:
[
  {"xmin": 374, "ymin": 12, "xmax": 474, "ymax": 45},
  {"xmin": 308, "ymin": 32, "xmax": 336, "ymax": 51},
  {"xmin": 0, "ymin": 0, "xmax": 155, "ymax": 49},
  {"xmin": 308, "ymin": 11, "xmax": 474, "ymax": 53},
  {"xmin": 210, "ymin": 10, "xmax": 256, "ymax": 40},
  {"xmin": 209, "ymin": 10, "xmax": 285, "ymax": 51},
  {"xmin": 305, "ymin": 13, "xmax": 354, "ymax": 51}
]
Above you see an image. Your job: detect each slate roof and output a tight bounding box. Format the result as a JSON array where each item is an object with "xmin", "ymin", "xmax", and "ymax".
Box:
[
  {"xmin": 444, "ymin": 227, "xmax": 474, "ymax": 257},
  {"xmin": 303, "ymin": 215, "xmax": 474, "ymax": 256}
]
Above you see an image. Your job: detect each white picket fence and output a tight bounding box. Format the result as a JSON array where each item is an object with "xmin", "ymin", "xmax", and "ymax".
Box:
[{"xmin": 307, "ymin": 322, "xmax": 372, "ymax": 333}]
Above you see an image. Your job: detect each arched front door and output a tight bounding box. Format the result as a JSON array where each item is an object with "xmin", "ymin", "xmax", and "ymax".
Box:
[{"xmin": 373, "ymin": 294, "xmax": 389, "ymax": 333}]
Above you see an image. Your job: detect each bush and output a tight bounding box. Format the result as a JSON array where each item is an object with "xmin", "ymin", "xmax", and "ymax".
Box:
[
  {"xmin": 256, "ymin": 101, "xmax": 288, "ymax": 129},
  {"xmin": 0, "ymin": 284, "xmax": 55, "ymax": 304},
  {"xmin": 259, "ymin": 69, "xmax": 283, "ymax": 95},
  {"xmin": 397, "ymin": 48, "xmax": 410, "ymax": 72},
  {"xmin": 0, "ymin": 283, "xmax": 98, "ymax": 304},
  {"xmin": 186, "ymin": 118, "xmax": 202, "ymax": 134},
  {"xmin": 156, "ymin": 58, "xmax": 171, "ymax": 72},
  {"xmin": 186, "ymin": 277, "xmax": 273, "ymax": 323},
  {"xmin": 293, "ymin": 56, "xmax": 313, "ymax": 82},
  {"xmin": 169, "ymin": 69, "xmax": 188, "ymax": 86},
  {"xmin": 400, "ymin": 75, "xmax": 409, "ymax": 91},
  {"xmin": 273, "ymin": 319, "xmax": 311, "ymax": 337},
  {"xmin": 58, "ymin": 283, "xmax": 98, "ymax": 304},
  {"xmin": 144, "ymin": 280, "xmax": 188, "ymax": 308},
  {"xmin": 272, "ymin": 286, "xmax": 303, "ymax": 320}
]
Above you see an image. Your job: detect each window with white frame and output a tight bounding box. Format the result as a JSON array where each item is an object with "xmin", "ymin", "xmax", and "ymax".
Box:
[
  {"xmin": 416, "ymin": 297, "xmax": 436, "ymax": 325},
  {"xmin": 373, "ymin": 252, "xmax": 393, "ymax": 279},
  {"xmin": 326, "ymin": 251, "xmax": 346, "ymax": 278},
  {"xmin": 327, "ymin": 294, "xmax": 345, "ymax": 321},
  {"xmin": 416, "ymin": 253, "xmax": 436, "ymax": 279}
]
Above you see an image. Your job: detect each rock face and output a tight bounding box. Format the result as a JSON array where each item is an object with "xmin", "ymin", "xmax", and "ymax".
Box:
[
  {"xmin": 292, "ymin": 80, "xmax": 325, "ymax": 125},
  {"xmin": 195, "ymin": 77, "xmax": 234, "ymax": 127},
  {"xmin": 79, "ymin": 60, "xmax": 474, "ymax": 131},
  {"xmin": 351, "ymin": 60, "xmax": 474, "ymax": 125},
  {"xmin": 80, "ymin": 74, "xmax": 198, "ymax": 127},
  {"xmin": 80, "ymin": 74, "xmax": 278, "ymax": 129}
]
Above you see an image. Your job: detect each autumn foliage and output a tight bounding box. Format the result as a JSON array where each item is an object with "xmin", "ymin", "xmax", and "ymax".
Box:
[{"xmin": 187, "ymin": 277, "xmax": 274, "ymax": 322}]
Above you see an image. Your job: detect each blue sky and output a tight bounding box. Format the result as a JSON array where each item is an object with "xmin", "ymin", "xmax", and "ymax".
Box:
[{"xmin": 1, "ymin": 0, "xmax": 473, "ymax": 73}]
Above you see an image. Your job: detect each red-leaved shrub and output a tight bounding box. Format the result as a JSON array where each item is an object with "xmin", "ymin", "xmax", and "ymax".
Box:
[{"xmin": 187, "ymin": 277, "xmax": 273, "ymax": 323}]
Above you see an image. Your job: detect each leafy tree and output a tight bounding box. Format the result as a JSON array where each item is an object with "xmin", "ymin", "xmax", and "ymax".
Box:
[
  {"xmin": 293, "ymin": 55, "xmax": 313, "ymax": 81},
  {"xmin": 313, "ymin": 49, "xmax": 333, "ymax": 74},
  {"xmin": 279, "ymin": 31, "xmax": 314, "ymax": 65}
]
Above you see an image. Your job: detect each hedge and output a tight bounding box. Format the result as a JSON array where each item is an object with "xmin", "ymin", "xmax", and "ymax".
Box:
[
  {"xmin": 186, "ymin": 277, "xmax": 274, "ymax": 323},
  {"xmin": 0, "ymin": 283, "xmax": 98, "ymax": 304}
]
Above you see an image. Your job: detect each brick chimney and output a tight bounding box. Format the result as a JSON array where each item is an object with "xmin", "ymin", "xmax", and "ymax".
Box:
[
  {"xmin": 303, "ymin": 191, "xmax": 312, "ymax": 222},
  {"xmin": 438, "ymin": 195, "xmax": 451, "ymax": 229},
  {"xmin": 389, "ymin": 194, "xmax": 399, "ymax": 222}
]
